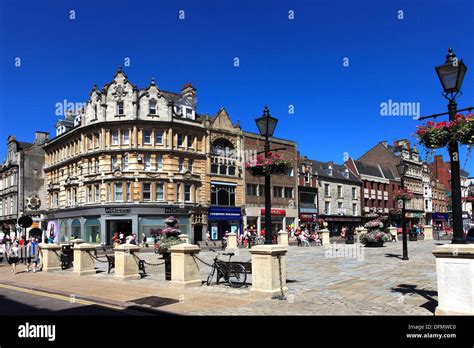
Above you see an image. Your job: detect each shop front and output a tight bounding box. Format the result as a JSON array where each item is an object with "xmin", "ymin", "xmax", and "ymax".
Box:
[
  {"xmin": 432, "ymin": 212, "xmax": 448, "ymax": 231},
  {"xmin": 299, "ymin": 209, "xmax": 318, "ymax": 232},
  {"xmin": 319, "ymin": 215, "xmax": 362, "ymax": 236},
  {"xmin": 208, "ymin": 206, "xmax": 242, "ymax": 241},
  {"xmin": 46, "ymin": 205, "xmax": 192, "ymax": 245}
]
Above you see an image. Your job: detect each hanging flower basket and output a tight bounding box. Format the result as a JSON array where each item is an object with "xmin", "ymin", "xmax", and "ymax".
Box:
[
  {"xmin": 416, "ymin": 121, "xmax": 450, "ymax": 149},
  {"xmin": 245, "ymin": 152, "xmax": 293, "ymax": 176},
  {"xmin": 450, "ymin": 113, "xmax": 474, "ymax": 145},
  {"xmin": 394, "ymin": 188, "xmax": 414, "ymax": 201}
]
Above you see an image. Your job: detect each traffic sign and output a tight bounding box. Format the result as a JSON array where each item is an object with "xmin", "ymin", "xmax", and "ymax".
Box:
[{"xmin": 18, "ymin": 215, "xmax": 33, "ymax": 229}]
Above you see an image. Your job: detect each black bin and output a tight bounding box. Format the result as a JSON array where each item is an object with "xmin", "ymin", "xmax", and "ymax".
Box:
[
  {"xmin": 345, "ymin": 232, "xmax": 355, "ymax": 244},
  {"xmin": 409, "ymin": 231, "xmax": 418, "ymax": 241},
  {"xmin": 162, "ymin": 252, "xmax": 171, "ymax": 281}
]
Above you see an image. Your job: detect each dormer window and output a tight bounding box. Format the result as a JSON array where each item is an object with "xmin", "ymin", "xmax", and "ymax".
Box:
[
  {"xmin": 327, "ymin": 165, "xmax": 333, "ymax": 176},
  {"xmin": 116, "ymin": 101, "xmax": 124, "ymax": 115},
  {"xmin": 343, "ymin": 169, "xmax": 350, "ymax": 179},
  {"xmin": 149, "ymin": 100, "xmax": 157, "ymax": 115},
  {"xmin": 74, "ymin": 115, "xmax": 81, "ymax": 127},
  {"xmin": 185, "ymin": 107, "xmax": 193, "ymax": 119}
]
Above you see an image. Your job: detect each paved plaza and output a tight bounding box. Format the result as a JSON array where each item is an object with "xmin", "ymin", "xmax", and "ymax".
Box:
[{"xmin": 0, "ymin": 240, "xmax": 443, "ymax": 315}]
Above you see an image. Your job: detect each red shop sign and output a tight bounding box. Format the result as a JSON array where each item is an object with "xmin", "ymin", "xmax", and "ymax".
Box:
[{"xmin": 260, "ymin": 208, "xmax": 286, "ymax": 216}]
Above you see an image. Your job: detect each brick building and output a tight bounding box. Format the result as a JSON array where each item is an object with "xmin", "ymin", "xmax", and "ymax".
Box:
[
  {"xmin": 243, "ymin": 132, "xmax": 298, "ymax": 234},
  {"xmin": 344, "ymin": 158, "xmax": 398, "ymax": 220},
  {"xmin": 297, "ymin": 154, "xmax": 318, "ymax": 231}
]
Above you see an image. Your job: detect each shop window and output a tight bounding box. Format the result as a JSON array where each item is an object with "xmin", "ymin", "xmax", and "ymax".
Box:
[
  {"xmin": 71, "ymin": 219, "xmax": 81, "ymax": 239},
  {"xmin": 60, "ymin": 220, "xmax": 69, "ymax": 243},
  {"xmin": 84, "ymin": 219, "xmax": 101, "ymax": 244}
]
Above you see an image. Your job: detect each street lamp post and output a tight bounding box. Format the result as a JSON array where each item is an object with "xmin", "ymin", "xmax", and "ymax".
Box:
[
  {"xmin": 434, "ymin": 48, "xmax": 468, "ymax": 244},
  {"xmin": 255, "ymin": 106, "xmax": 278, "ymax": 245},
  {"xmin": 397, "ymin": 162, "xmax": 409, "ymax": 260}
]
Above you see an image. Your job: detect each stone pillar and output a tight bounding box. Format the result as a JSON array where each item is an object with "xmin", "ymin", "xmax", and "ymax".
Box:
[
  {"xmin": 178, "ymin": 234, "xmax": 189, "ymax": 243},
  {"xmin": 356, "ymin": 227, "xmax": 367, "ymax": 243},
  {"xmin": 432, "ymin": 244, "xmax": 474, "ymax": 315},
  {"xmin": 320, "ymin": 229, "xmax": 330, "ymax": 246},
  {"xmin": 226, "ymin": 232, "xmax": 238, "ymax": 251},
  {"xmin": 73, "ymin": 243, "xmax": 97, "ymax": 276},
  {"xmin": 277, "ymin": 230, "xmax": 289, "ymax": 246},
  {"xmin": 114, "ymin": 244, "xmax": 141, "ymax": 280},
  {"xmin": 424, "ymin": 225, "xmax": 433, "ymax": 241},
  {"xmin": 250, "ymin": 245, "xmax": 288, "ymax": 298},
  {"xmin": 39, "ymin": 244, "xmax": 61, "ymax": 272},
  {"xmin": 388, "ymin": 227, "xmax": 398, "ymax": 242},
  {"xmin": 170, "ymin": 243, "xmax": 201, "ymax": 288}
]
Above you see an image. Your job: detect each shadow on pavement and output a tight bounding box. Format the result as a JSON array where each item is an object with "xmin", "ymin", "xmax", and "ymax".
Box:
[
  {"xmin": 384, "ymin": 253, "xmax": 403, "ymax": 259},
  {"xmin": 390, "ymin": 283, "xmax": 438, "ymax": 314}
]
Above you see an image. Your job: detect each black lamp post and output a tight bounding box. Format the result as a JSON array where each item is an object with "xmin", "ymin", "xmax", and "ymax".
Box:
[
  {"xmin": 255, "ymin": 106, "xmax": 278, "ymax": 245},
  {"xmin": 435, "ymin": 48, "xmax": 468, "ymax": 244},
  {"xmin": 396, "ymin": 162, "xmax": 409, "ymax": 260}
]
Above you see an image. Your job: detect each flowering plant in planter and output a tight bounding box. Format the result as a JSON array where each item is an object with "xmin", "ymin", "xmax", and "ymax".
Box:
[
  {"xmin": 360, "ymin": 218, "xmax": 389, "ymax": 247},
  {"xmin": 416, "ymin": 121, "xmax": 450, "ymax": 149},
  {"xmin": 157, "ymin": 216, "xmax": 184, "ymax": 253},
  {"xmin": 394, "ymin": 188, "xmax": 414, "ymax": 201},
  {"xmin": 245, "ymin": 152, "xmax": 293, "ymax": 176}
]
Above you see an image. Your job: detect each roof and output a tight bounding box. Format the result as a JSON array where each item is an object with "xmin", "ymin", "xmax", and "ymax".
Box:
[
  {"xmin": 353, "ymin": 160, "xmax": 383, "ymax": 178},
  {"xmin": 17, "ymin": 141, "xmax": 33, "ymax": 149},
  {"xmin": 311, "ymin": 160, "xmax": 362, "ymax": 184}
]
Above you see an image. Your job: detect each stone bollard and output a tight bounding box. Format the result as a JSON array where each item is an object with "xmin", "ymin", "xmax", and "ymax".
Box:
[
  {"xmin": 320, "ymin": 229, "xmax": 330, "ymax": 246},
  {"xmin": 388, "ymin": 227, "xmax": 398, "ymax": 242},
  {"xmin": 178, "ymin": 234, "xmax": 189, "ymax": 243},
  {"xmin": 73, "ymin": 243, "xmax": 97, "ymax": 276},
  {"xmin": 356, "ymin": 227, "xmax": 367, "ymax": 243},
  {"xmin": 226, "ymin": 232, "xmax": 238, "ymax": 251},
  {"xmin": 114, "ymin": 244, "xmax": 141, "ymax": 280},
  {"xmin": 277, "ymin": 230, "xmax": 289, "ymax": 246},
  {"xmin": 250, "ymin": 245, "xmax": 288, "ymax": 298},
  {"xmin": 39, "ymin": 243, "xmax": 61, "ymax": 272},
  {"xmin": 433, "ymin": 244, "xmax": 474, "ymax": 315},
  {"xmin": 424, "ymin": 225, "xmax": 433, "ymax": 241},
  {"xmin": 170, "ymin": 243, "xmax": 201, "ymax": 288}
]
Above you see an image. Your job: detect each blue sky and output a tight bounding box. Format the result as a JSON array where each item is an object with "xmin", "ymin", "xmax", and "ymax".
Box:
[{"xmin": 0, "ymin": 0, "xmax": 473, "ymax": 173}]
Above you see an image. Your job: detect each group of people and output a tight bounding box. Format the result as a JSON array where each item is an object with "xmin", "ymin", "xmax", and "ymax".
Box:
[
  {"xmin": 1, "ymin": 234, "xmax": 41, "ymax": 274},
  {"xmin": 111, "ymin": 232, "xmax": 148, "ymax": 248},
  {"xmin": 294, "ymin": 228, "xmax": 322, "ymax": 247}
]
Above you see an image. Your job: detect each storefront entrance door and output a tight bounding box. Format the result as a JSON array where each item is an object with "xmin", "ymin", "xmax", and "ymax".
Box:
[{"xmin": 106, "ymin": 219, "xmax": 132, "ymax": 244}]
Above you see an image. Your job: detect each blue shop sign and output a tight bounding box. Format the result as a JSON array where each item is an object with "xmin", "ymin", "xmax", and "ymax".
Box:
[
  {"xmin": 433, "ymin": 213, "xmax": 448, "ymax": 221},
  {"xmin": 208, "ymin": 207, "xmax": 242, "ymax": 221}
]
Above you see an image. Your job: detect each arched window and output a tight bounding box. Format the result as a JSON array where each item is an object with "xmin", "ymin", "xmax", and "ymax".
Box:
[
  {"xmin": 211, "ymin": 139, "xmax": 236, "ymax": 176},
  {"xmin": 84, "ymin": 219, "xmax": 101, "ymax": 244},
  {"xmin": 71, "ymin": 219, "xmax": 81, "ymax": 239},
  {"xmin": 60, "ymin": 220, "xmax": 69, "ymax": 243}
]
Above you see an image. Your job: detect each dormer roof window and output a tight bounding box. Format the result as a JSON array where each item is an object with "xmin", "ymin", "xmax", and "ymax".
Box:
[
  {"xmin": 327, "ymin": 165, "xmax": 333, "ymax": 176},
  {"xmin": 342, "ymin": 169, "xmax": 350, "ymax": 179}
]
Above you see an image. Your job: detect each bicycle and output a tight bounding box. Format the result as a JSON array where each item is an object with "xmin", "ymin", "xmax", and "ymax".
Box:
[{"xmin": 206, "ymin": 249, "xmax": 247, "ymax": 288}]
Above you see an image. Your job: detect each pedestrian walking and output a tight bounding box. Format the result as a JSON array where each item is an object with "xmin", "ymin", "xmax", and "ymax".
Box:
[
  {"xmin": 141, "ymin": 233, "xmax": 147, "ymax": 247},
  {"xmin": 6, "ymin": 238, "xmax": 20, "ymax": 274},
  {"xmin": 19, "ymin": 234, "xmax": 26, "ymax": 264},
  {"xmin": 26, "ymin": 236, "xmax": 40, "ymax": 273}
]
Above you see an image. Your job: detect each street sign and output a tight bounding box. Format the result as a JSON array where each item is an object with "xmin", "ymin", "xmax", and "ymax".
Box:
[{"xmin": 18, "ymin": 215, "xmax": 33, "ymax": 229}]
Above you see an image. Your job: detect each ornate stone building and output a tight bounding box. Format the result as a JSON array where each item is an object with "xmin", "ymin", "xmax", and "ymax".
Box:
[
  {"xmin": 43, "ymin": 67, "xmax": 242, "ymax": 244},
  {"xmin": 358, "ymin": 139, "xmax": 425, "ymax": 227},
  {"xmin": 0, "ymin": 132, "xmax": 49, "ymax": 238}
]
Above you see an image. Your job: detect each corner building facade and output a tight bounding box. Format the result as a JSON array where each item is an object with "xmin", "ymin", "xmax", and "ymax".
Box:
[{"xmin": 43, "ymin": 68, "xmax": 239, "ymax": 245}]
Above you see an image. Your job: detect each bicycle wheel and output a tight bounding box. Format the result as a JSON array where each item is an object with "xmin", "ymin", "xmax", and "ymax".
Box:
[
  {"xmin": 206, "ymin": 265, "xmax": 216, "ymax": 286},
  {"xmin": 228, "ymin": 263, "xmax": 247, "ymax": 288}
]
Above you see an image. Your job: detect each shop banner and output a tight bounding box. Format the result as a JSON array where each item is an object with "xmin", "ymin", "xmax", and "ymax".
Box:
[
  {"xmin": 260, "ymin": 208, "xmax": 286, "ymax": 216},
  {"xmin": 208, "ymin": 207, "xmax": 242, "ymax": 220}
]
